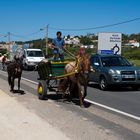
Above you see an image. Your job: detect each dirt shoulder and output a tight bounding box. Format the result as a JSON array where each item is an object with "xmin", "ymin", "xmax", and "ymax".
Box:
[
  {"xmin": 0, "ymin": 71, "xmax": 140, "ymax": 140},
  {"xmin": 0, "ymin": 88, "xmax": 71, "ymax": 140}
]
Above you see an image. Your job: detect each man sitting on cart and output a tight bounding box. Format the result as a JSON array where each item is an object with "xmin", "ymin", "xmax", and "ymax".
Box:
[{"xmin": 51, "ymin": 31, "xmax": 65, "ymax": 61}]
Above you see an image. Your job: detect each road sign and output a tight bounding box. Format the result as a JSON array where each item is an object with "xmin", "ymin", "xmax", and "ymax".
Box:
[{"xmin": 98, "ymin": 32, "xmax": 122, "ymax": 54}]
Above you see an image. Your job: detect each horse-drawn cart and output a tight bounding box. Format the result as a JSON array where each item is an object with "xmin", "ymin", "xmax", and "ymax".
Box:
[
  {"xmin": 37, "ymin": 60, "xmax": 78, "ymax": 100},
  {"xmin": 36, "ymin": 48, "xmax": 90, "ymax": 107}
]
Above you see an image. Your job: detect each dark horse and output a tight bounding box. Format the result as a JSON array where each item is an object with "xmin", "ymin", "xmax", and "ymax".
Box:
[
  {"xmin": 7, "ymin": 57, "xmax": 23, "ymax": 92},
  {"xmin": 59, "ymin": 53, "xmax": 91, "ymax": 107}
]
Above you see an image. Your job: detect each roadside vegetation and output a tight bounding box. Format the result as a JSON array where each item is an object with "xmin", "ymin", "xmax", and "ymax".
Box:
[
  {"xmin": 122, "ymin": 47, "xmax": 140, "ymax": 67},
  {"xmin": 0, "ymin": 33, "xmax": 140, "ymax": 65}
]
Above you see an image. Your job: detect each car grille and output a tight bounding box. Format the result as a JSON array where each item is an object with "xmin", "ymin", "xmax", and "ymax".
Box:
[
  {"xmin": 121, "ymin": 71, "xmax": 135, "ymax": 81},
  {"xmin": 122, "ymin": 78, "xmax": 135, "ymax": 81},
  {"xmin": 121, "ymin": 71, "xmax": 135, "ymax": 75}
]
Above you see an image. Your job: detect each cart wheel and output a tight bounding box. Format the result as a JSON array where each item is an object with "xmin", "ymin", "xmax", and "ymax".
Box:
[{"xmin": 37, "ymin": 81, "xmax": 48, "ymax": 100}]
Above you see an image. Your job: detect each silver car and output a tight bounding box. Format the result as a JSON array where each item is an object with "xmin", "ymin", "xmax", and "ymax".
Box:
[{"xmin": 89, "ymin": 54, "xmax": 140, "ymax": 90}]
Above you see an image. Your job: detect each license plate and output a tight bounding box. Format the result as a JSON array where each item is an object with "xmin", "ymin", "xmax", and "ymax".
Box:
[{"xmin": 122, "ymin": 75, "xmax": 135, "ymax": 78}]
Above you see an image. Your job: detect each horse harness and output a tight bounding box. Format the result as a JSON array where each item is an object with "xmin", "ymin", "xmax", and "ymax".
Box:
[{"xmin": 14, "ymin": 61, "xmax": 22, "ymax": 75}]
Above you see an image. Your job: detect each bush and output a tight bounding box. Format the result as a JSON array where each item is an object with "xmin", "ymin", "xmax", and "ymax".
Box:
[
  {"xmin": 0, "ymin": 48, "xmax": 7, "ymax": 55},
  {"xmin": 122, "ymin": 47, "xmax": 140, "ymax": 59}
]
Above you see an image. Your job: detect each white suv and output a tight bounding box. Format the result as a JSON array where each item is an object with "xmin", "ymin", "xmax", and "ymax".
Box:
[{"xmin": 23, "ymin": 49, "xmax": 45, "ymax": 70}]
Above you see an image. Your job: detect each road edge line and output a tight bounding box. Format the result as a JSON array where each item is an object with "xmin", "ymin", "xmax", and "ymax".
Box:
[
  {"xmin": 1, "ymin": 72, "xmax": 140, "ymax": 122},
  {"xmin": 84, "ymin": 99, "xmax": 140, "ymax": 121},
  {"xmin": 21, "ymin": 77, "xmax": 38, "ymax": 85}
]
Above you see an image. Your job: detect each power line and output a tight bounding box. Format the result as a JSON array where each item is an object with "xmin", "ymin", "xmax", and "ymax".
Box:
[
  {"xmin": 0, "ymin": 34, "xmax": 8, "ymax": 38},
  {"xmin": 10, "ymin": 27, "xmax": 48, "ymax": 41},
  {"xmin": 21, "ymin": 30, "xmax": 43, "ymax": 36},
  {"xmin": 49, "ymin": 17, "xmax": 140, "ymax": 31},
  {"xmin": 10, "ymin": 30, "xmax": 43, "ymax": 38},
  {"xmin": 10, "ymin": 33, "xmax": 32, "ymax": 40},
  {"xmin": 10, "ymin": 30, "xmax": 45, "ymax": 40},
  {"xmin": 4, "ymin": 17, "xmax": 140, "ymax": 41}
]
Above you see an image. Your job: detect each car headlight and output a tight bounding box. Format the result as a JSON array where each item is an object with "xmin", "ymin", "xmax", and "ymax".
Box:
[
  {"xmin": 25, "ymin": 59, "xmax": 28, "ymax": 63},
  {"xmin": 109, "ymin": 69, "xmax": 120, "ymax": 75},
  {"xmin": 25, "ymin": 59, "xmax": 32, "ymax": 64},
  {"xmin": 116, "ymin": 70, "xmax": 121, "ymax": 74},
  {"xmin": 109, "ymin": 69, "xmax": 115, "ymax": 74}
]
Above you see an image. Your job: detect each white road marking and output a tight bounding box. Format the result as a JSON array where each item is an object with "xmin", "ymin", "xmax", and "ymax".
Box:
[
  {"xmin": 84, "ymin": 99, "xmax": 140, "ymax": 121},
  {"xmin": 21, "ymin": 77, "xmax": 38, "ymax": 85},
  {"xmin": 1, "ymin": 70, "xmax": 140, "ymax": 122}
]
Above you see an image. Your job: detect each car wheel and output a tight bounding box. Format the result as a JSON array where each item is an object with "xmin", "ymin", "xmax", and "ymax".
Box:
[{"xmin": 100, "ymin": 76, "xmax": 108, "ymax": 90}]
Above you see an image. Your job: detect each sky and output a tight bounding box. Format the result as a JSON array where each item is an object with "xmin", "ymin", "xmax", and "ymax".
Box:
[{"xmin": 0, "ymin": 0, "xmax": 140, "ymax": 42}]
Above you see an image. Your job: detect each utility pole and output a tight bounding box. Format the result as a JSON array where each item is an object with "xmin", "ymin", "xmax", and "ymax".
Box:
[
  {"xmin": 45, "ymin": 24, "xmax": 49, "ymax": 56},
  {"xmin": 40, "ymin": 25, "xmax": 49, "ymax": 56},
  {"xmin": 8, "ymin": 32, "xmax": 10, "ymax": 46},
  {"xmin": 8, "ymin": 32, "xmax": 11, "ymax": 60}
]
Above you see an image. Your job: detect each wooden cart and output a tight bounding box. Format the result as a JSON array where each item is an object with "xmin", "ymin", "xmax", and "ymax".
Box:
[{"xmin": 37, "ymin": 60, "xmax": 78, "ymax": 100}]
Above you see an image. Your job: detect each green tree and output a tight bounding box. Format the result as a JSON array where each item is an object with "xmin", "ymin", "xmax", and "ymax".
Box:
[
  {"xmin": 122, "ymin": 34, "xmax": 129, "ymax": 44},
  {"xmin": 80, "ymin": 36, "xmax": 93, "ymax": 45}
]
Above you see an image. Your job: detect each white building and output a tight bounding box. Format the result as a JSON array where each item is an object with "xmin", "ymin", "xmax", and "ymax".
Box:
[
  {"xmin": 64, "ymin": 36, "xmax": 80, "ymax": 45},
  {"xmin": 128, "ymin": 40, "xmax": 140, "ymax": 47}
]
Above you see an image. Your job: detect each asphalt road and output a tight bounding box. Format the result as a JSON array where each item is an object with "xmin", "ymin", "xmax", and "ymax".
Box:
[
  {"xmin": 1, "ymin": 63, "xmax": 140, "ymax": 118},
  {"xmin": 0, "ymin": 70, "xmax": 140, "ymax": 140},
  {"xmin": 21, "ymin": 70, "xmax": 140, "ymax": 118}
]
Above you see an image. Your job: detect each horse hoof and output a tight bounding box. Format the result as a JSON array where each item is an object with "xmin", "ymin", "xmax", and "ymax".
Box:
[
  {"xmin": 80, "ymin": 104, "xmax": 84, "ymax": 108},
  {"xmin": 10, "ymin": 89, "xmax": 14, "ymax": 93}
]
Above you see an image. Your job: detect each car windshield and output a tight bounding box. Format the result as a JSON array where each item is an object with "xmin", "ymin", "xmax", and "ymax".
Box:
[
  {"xmin": 101, "ymin": 56, "xmax": 131, "ymax": 67},
  {"xmin": 27, "ymin": 51, "xmax": 44, "ymax": 57}
]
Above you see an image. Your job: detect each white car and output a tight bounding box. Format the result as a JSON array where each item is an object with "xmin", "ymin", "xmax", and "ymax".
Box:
[{"xmin": 23, "ymin": 49, "xmax": 45, "ymax": 70}]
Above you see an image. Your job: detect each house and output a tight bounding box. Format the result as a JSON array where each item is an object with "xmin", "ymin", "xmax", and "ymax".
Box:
[{"xmin": 128, "ymin": 40, "xmax": 140, "ymax": 47}]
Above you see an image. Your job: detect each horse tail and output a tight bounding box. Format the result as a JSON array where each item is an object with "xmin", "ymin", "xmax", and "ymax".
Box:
[{"xmin": 8, "ymin": 75, "xmax": 11, "ymax": 86}]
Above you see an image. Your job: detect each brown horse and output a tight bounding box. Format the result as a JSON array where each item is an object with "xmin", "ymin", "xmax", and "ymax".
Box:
[
  {"xmin": 7, "ymin": 58, "xmax": 23, "ymax": 92},
  {"xmin": 59, "ymin": 53, "xmax": 91, "ymax": 107}
]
